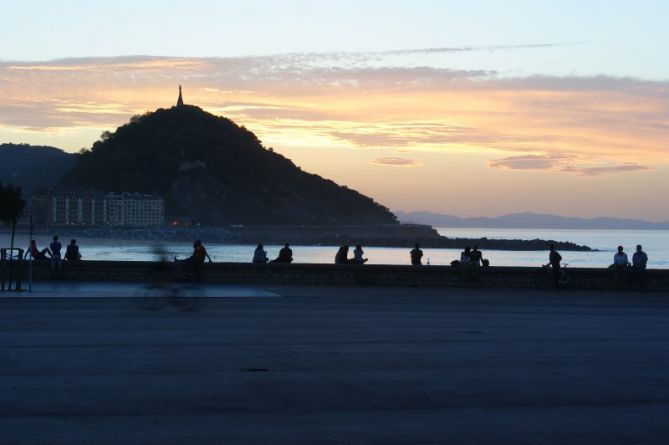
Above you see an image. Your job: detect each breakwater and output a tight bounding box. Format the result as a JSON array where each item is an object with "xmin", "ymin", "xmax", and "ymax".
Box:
[{"xmin": 28, "ymin": 224, "xmax": 593, "ymax": 251}]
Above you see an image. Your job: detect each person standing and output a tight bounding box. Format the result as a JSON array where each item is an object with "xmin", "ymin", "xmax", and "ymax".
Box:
[
  {"xmin": 469, "ymin": 245, "xmax": 483, "ymax": 280},
  {"xmin": 548, "ymin": 244, "xmax": 562, "ymax": 287},
  {"xmin": 50, "ymin": 235, "xmax": 63, "ymax": 275},
  {"xmin": 410, "ymin": 243, "xmax": 423, "ymax": 266},
  {"xmin": 632, "ymin": 244, "xmax": 648, "ymax": 285}
]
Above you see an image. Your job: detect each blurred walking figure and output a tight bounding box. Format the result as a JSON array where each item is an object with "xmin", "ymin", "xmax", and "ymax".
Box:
[
  {"xmin": 410, "ymin": 243, "xmax": 423, "ymax": 266},
  {"xmin": 253, "ymin": 244, "xmax": 269, "ymax": 263}
]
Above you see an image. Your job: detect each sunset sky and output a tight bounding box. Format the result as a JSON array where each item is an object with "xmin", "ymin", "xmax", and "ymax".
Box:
[{"xmin": 2, "ymin": 1, "xmax": 668, "ymax": 221}]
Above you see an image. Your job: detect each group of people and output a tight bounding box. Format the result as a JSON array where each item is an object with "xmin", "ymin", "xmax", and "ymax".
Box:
[
  {"xmin": 547, "ymin": 243, "xmax": 649, "ymax": 286},
  {"xmin": 335, "ymin": 245, "xmax": 368, "ymax": 265},
  {"xmin": 612, "ymin": 244, "xmax": 648, "ymax": 283},
  {"xmin": 27, "ymin": 236, "xmax": 82, "ymax": 270},
  {"xmin": 253, "ymin": 243, "xmax": 294, "ymax": 264}
]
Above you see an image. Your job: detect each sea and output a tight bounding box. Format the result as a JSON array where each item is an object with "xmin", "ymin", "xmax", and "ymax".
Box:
[{"xmin": 6, "ymin": 228, "xmax": 669, "ymax": 269}]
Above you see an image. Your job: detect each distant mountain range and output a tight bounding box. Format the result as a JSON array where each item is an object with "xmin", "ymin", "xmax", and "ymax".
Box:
[{"xmin": 395, "ymin": 211, "xmax": 669, "ymax": 230}]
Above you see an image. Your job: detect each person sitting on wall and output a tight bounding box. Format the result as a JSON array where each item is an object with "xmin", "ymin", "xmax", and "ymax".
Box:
[
  {"xmin": 410, "ymin": 243, "xmax": 423, "ymax": 266},
  {"xmin": 253, "ymin": 244, "xmax": 269, "ymax": 263},
  {"xmin": 352, "ymin": 244, "xmax": 369, "ymax": 265},
  {"xmin": 176, "ymin": 240, "xmax": 212, "ymax": 281},
  {"xmin": 271, "ymin": 243, "xmax": 293, "ymax": 264},
  {"xmin": 27, "ymin": 240, "xmax": 51, "ymax": 260},
  {"xmin": 610, "ymin": 245, "xmax": 630, "ymax": 286},
  {"xmin": 65, "ymin": 239, "xmax": 82, "ymax": 261},
  {"xmin": 335, "ymin": 246, "xmax": 352, "ymax": 265}
]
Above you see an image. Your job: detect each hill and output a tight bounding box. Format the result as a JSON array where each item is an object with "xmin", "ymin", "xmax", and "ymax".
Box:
[
  {"xmin": 60, "ymin": 105, "xmax": 397, "ymax": 225},
  {"xmin": 395, "ymin": 211, "xmax": 669, "ymax": 230},
  {"xmin": 0, "ymin": 143, "xmax": 77, "ymax": 195}
]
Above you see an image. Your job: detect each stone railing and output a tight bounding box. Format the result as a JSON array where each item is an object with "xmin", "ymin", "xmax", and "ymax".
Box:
[{"xmin": 6, "ymin": 260, "xmax": 669, "ymax": 291}]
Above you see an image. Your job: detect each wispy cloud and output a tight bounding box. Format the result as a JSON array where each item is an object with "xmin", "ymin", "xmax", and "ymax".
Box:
[
  {"xmin": 488, "ymin": 154, "xmax": 651, "ymax": 176},
  {"xmin": 371, "ymin": 157, "xmax": 422, "ymax": 167},
  {"xmin": 0, "ymin": 52, "xmax": 668, "ymax": 177}
]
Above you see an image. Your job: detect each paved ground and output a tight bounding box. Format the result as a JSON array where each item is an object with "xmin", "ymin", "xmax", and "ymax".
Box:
[{"xmin": 1, "ymin": 285, "xmax": 669, "ymax": 444}]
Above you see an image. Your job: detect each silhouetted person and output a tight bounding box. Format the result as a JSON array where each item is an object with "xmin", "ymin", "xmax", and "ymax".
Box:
[
  {"xmin": 353, "ymin": 244, "xmax": 368, "ymax": 265},
  {"xmin": 335, "ymin": 246, "xmax": 351, "ymax": 265},
  {"xmin": 469, "ymin": 246, "xmax": 483, "ymax": 266},
  {"xmin": 176, "ymin": 240, "xmax": 212, "ymax": 281},
  {"xmin": 547, "ymin": 244, "xmax": 562, "ymax": 287},
  {"xmin": 410, "ymin": 243, "xmax": 423, "ymax": 266},
  {"xmin": 612, "ymin": 245, "xmax": 630, "ymax": 285},
  {"xmin": 460, "ymin": 246, "xmax": 471, "ymax": 265},
  {"xmin": 613, "ymin": 246, "xmax": 629, "ymax": 268},
  {"xmin": 253, "ymin": 244, "xmax": 269, "ymax": 263},
  {"xmin": 65, "ymin": 239, "xmax": 81, "ymax": 261},
  {"xmin": 50, "ymin": 235, "xmax": 63, "ymax": 274},
  {"xmin": 468, "ymin": 245, "xmax": 483, "ymax": 280},
  {"xmin": 272, "ymin": 243, "xmax": 293, "ymax": 264},
  {"xmin": 632, "ymin": 244, "xmax": 648, "ymax": 285},
  {"xmin": 27, "ymin": 240, "xmax": 51, "ymax": 260}
]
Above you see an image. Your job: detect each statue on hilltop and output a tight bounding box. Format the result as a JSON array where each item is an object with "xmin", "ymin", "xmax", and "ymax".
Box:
[{"xmin": 176, "ymin": 85, "xmax": 184, "ymax": 107}]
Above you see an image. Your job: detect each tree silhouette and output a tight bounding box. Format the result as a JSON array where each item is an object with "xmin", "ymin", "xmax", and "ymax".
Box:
[{"xmin": 0, "ymin": 182, "xmax": 27, "ymax": 259}]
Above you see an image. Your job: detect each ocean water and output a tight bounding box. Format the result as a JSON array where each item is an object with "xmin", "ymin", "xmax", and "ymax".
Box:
[{"xmin": 5, "ymin": 228, "xmax": 669, "ymax": 269}]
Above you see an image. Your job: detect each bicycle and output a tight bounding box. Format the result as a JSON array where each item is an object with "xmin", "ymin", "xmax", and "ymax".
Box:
[
  {"xmin": 534, "ymin": 263, "xmax": 573, "ymax": 289},
  {"xmin": 135, "ymin": 282, "xmax": 206, "ymax": 311}
]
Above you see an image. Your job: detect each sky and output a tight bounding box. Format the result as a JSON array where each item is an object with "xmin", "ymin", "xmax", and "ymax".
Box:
[{"xmin": 1, "ymin": 0, "xmax": 668, "ymax": 221}]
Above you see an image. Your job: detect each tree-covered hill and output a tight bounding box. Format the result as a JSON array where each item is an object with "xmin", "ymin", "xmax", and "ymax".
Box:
[
  {"xmin": 60, "ymin": 105, "xmax": 397, "ymax": 225},
  {"xmin": 0, "ymin": 143, "xmax": 77, "ymax": 195}
]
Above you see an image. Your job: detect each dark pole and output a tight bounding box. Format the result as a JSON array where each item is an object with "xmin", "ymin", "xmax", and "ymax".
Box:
[{"xmin": 28, "ymin": 209, "xmax": 33, "ymax": 293}]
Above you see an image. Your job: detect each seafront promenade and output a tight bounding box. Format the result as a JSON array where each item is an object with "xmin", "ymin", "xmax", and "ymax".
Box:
[
  {"xmin": 4, "ymin": 260, "xmax": 669, "ymax": 292},
  {"xmin": 2, "ymin": 285, "xmax": 669, "ymax": 444}
]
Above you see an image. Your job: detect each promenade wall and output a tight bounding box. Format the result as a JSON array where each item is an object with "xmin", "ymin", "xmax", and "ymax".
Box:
[{"xmin": 5, "ymin": 260, "xmax": 669, "ymax": 291}]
